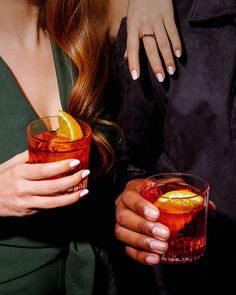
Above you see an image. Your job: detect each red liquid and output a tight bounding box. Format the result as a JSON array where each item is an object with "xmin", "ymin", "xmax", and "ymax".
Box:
[
  {"xmin": 28, "ymin": 124, "xmax": 91, "ymax": 190},
  {"xmin": 140, "ymin": 181, "xmax": 208, "ymax": 263}
]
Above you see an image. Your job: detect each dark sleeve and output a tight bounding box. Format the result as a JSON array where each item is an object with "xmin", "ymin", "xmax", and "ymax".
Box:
[{"xmin": 111, "ymin": 18, "xmax": 166, "ymax": 185}]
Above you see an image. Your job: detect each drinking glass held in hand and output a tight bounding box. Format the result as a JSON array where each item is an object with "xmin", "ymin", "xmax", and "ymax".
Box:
[
  {"xmin": 140, "ymin": 173, "xmax": 210, "ymax": 263},
  {"xmin": 27, "ymin": 113, "xmax": 91, "ymax": 191}
]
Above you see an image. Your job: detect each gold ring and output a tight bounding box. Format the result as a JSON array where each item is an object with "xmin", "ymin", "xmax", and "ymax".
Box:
[{"xmin": 141, "ymin": 33, "xmax": 156, "ymax": 39}]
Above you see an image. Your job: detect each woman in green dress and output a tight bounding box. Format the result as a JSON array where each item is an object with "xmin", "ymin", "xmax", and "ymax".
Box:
[
  {"xmin": 0, "ymin": 0, "xmax": 118, "ymax": 294},
  {"xmin": 0, "ymin": 0, "xmax": 180, "ymax": 293}
]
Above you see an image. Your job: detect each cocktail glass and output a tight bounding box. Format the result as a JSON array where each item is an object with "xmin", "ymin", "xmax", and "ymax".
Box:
[
  {"xmin": 140, "ymin": 173, "xmax": 210, "ymax": 263},
  {"xmin": 27, "ymin": 116, "xmax": 92, "ymax": 191}
]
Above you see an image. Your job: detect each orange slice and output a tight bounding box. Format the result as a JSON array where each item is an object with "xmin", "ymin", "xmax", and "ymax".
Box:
[
  {"xmin": 154, "ymin": 190, "xmax": 204, "ymax": 214},
  {"xmin": 57, "ymin": 110, "xmax": 84, "ymax": 141}
]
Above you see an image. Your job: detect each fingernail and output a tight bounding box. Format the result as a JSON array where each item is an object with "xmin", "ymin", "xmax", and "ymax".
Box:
[
  {"xmin": 80, "ymin": 189, "xmax": 89, "ymax": 198},
  {"xmin": 152, "ymin": 226, "xmax": 169, "ymax": 239},
  {"xmin": 69, "ymin": 159, "xmax": 80, "ymax": 168},
  {"xmin": 144, "ymin": 206, "xmax": 159, "ymax": 220},
  {"xmin": 131, "ymin": 69, "xmax": 138, "ymax": 80},
  {"xmin": 156, "ymin": 73, "xmax": 164, "ymax": 82},
  {"xmin": 175, "ymin": 49, "xmax": 181, "ymax": 58},
  {"xmin": 146, "ymin": 255, "xmax": 159, "ymax": 265},
  {"xmin": 167, "ymin": 66, "xmax": 175, "ymax": 75},
  {"xmin": 82, "ymin": 169, "xmax": 90, "ymax": 179},
  {"xmin": 149, "ymin": 240, "xmax": 167, "ymax": 251}
]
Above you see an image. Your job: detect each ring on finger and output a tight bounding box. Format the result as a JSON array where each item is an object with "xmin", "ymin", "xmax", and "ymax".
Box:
[{"xmin": 141, "ymin": 33, "xmax": 156, "ymax": 39}]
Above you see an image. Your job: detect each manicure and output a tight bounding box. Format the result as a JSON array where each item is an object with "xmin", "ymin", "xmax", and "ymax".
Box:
[
  {"xmin": 146, "ymin": 255, "xmax": 159, "ymax": 265},
  {"xmin": 149, "ymin": 240, "xmax": 167, "ymax": 252},
  {"xmin": 175, "ymin": 49, "xmax": 182, "ymax": 58},
  {"xmin": 82, "ymin": 169, "xmax": 90, "ymax": 179},
  {"xmin": 131, "ymin": 69, "xmax": 138, "ymax": 80},
  {"xmin": 144, "ymin": 206, "xmax": 159, "ymax": 220},
  {"xmin": 156, "ymin": 73, "xmax": 164, "ymax": 82},
  {"xmin": 80, "ymin": 189, "xmax": 89, "ymax": 198},
  {"xmin": 69, "ymin": 159, "xmax": 80, "ymax": 168},
  {"xmin": 167, "ymin": 66, "xmax": 175, "ymax": 75},
  {"xmin": 152, "ymin": 226, "xmax": 170, "ymax": 239}
]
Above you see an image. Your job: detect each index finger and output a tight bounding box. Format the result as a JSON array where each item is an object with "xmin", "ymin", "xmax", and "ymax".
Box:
[
  {"xmin": 120, "ymin": 184, "xmax": 160, "ymax": 221},
  {"xmin": 23, "ymin": 159, "xmax": 81, "ymax": 180}
]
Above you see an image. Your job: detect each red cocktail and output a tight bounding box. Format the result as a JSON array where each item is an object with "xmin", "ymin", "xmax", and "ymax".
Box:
[
  {"xmin": 140, "ymin": 173, "xmax": 209, "ymax": 263},
  {"xmin": 27, "ymin": 114, "xmax": 91, "ymax": 190}
]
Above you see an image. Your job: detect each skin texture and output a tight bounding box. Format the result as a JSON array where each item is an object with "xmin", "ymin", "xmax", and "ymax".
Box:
[
  {"xmin": 0, "ymin": 152, "xmax": 89, "ymax": 217},
  {"xmin": 115, "ymin": 179, "xmax": 216, "ymax": 265},
  {"xmin": 0, "ymin": 0, "xmax": 89, "ymax": 217},
  {"xmin": 115, "ymin": 179, "xmax": 170, "ymax": 265},
  {"xmin": 126, "ymin": 0, "xmax": 182, "ymax": 81},
  {"xmin": 107, "ymin": 0, "xmax": 182, "ymax": 265}
]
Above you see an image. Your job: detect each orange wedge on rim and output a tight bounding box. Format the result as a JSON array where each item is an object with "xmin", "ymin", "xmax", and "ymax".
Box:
[
  {"xmin": 154, "ymin": 190, "xmax": 204, "ymax": 214},
  {"xmin": 57, "ymin": 110, "xmax": 84, "ymax": 141}
]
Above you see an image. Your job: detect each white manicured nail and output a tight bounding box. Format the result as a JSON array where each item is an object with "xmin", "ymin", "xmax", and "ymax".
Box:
[
  {"xmin": 82, "ymin": 169, "xmax": 90, "ymax": 179},
  {"xmin": 80, "ymin": 189, "xmax": 89, "ymax": 198},
  {"xmin": 144, "ymin": 206, "xmax": 159, "ymax": 220},
  {"xmin": 156, "ymin": 73, "xmax": 164, "ymax": 82},
  {"xmin": 146, "ymin": 255, "xmax": 159, "ymax": 265},
  {"xmin": 175, "ymin": 49, "xmax": 181, "ymax": 58},
  {"xmin": 167, "ymin": 66, "xmax": 175, "ymax": 75},
  {"xmin": 131, "ymin": 69, "xmax": 138, "ymax": 80},
  {"xmin": 69, "ymin": 159, "xmax": 80, "ymax": 168}
]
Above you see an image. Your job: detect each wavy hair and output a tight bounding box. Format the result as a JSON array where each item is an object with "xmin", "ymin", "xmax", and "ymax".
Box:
[{"xmin": 45, "ymin": 0, "xmax": 119, "ymax": 175}]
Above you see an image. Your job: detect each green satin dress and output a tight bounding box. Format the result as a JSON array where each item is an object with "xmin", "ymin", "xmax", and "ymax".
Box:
[{"xmin": 0, "ymin": 41, "xmax": 117, "ymax": 295}]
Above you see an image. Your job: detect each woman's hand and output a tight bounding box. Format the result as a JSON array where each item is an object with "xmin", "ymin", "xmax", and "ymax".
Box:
[
  {"xmin": 0, "ymin": 151, "xmax": 89, "ymax": 217},
  {"xmin": 115, "ymin": 179, "xmax": 170, "ymax": 265},
  {"xmin": 126, "ymin": 0, "xmax": 182, "ymax": 82}
]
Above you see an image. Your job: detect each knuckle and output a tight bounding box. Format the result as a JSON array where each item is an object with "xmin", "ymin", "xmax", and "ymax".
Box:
[
  {"xmin": 138, "ymin": 220, "xmax": 152, "ymax": 234},
  {"xmin": 115, "ymin": 208, "xmax": 126, "ymax": 224},
  {"xmin": 158, "ymin": 39, "xmax": 169, "ymax": 51},
  {"xmin": 120, "ymin": 188, "xmax": 132, "ymax": 201},
  {"xmin": 115, "ymin": 195, "xmax": 121, "ymax": 206},
  {"xmin": 37, "ymin": 165, "xmax": 48, "ymax": 178},
  {"xmin": 125, "ymin": 246, "xmax": 137, "ymax": 260},
  {"xmin": 14, "ymin": 198, "xmax": 27, "ymax": 215},
  {"xmin": 73, "ymin": 170, "xmax": 83, "ymax": 183},
  {"xmin": 21, "ymin": 208, "xmax": 34, "ymax": 217},
  {"xmin": 137, "ymin": 237, "xmax": 149, "ymax": 250},
  {"xmin": 48, "ymin": 180, "xmax": 61, "ymax": 192},
  {"xmin": 14, "ymin": 181, "xmax": 26, "ymax": 197},
  {"xmin": 11, "ymin": 165, "xmax": 22, "ymax": 178},
  {"xmin": 114, "ymin": 223, "xmax": 123, "ymax": 240}
]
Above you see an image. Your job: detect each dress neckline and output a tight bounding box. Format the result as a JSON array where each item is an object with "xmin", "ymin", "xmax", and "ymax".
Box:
[{"xmin": 0, "ymin": 38, "xmax": 64, "ymax": 119}]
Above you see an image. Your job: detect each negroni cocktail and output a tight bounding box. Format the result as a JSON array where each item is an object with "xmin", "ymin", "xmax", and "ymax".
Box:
[
  {"xmin": 27, "ymin": 111, "xmax": 91, "ymax": 190},
  {"xmin": 140, "ymin": 173, "xmax": 209, "ymax": 263}
]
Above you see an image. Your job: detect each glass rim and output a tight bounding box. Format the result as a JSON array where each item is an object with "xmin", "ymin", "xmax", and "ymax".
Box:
[
  {"xmin": 27, "ymin": 116, "xmax": 92, "ymax": 144},
  {"xmin": 142, "ymin": 172, "xmax": 210, "ymax": 198}
]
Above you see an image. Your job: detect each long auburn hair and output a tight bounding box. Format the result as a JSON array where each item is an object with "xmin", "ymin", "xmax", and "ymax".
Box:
[{"xmin": 45, "ymin": 0, "xmax": 118, "ymax": 175}]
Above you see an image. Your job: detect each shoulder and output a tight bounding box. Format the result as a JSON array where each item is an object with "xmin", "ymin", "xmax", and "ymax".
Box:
[{"xmin": 108, "ymin": 0, "xmax": 128, "ymax": 41}]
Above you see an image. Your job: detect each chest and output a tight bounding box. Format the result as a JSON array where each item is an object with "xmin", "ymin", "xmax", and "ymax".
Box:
[
  {"xmin": 0, "ymin": 46, "xmax": 61, "ymax": 118},
  {"xmin": 0, "ymin": 43, "xmax": 73, "ymax": 163}
]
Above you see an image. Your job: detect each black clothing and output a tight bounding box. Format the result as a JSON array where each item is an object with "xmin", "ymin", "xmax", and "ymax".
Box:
[{"xmin": 114, "ymin": 0, "xmax": 236, "ymax": 294}]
